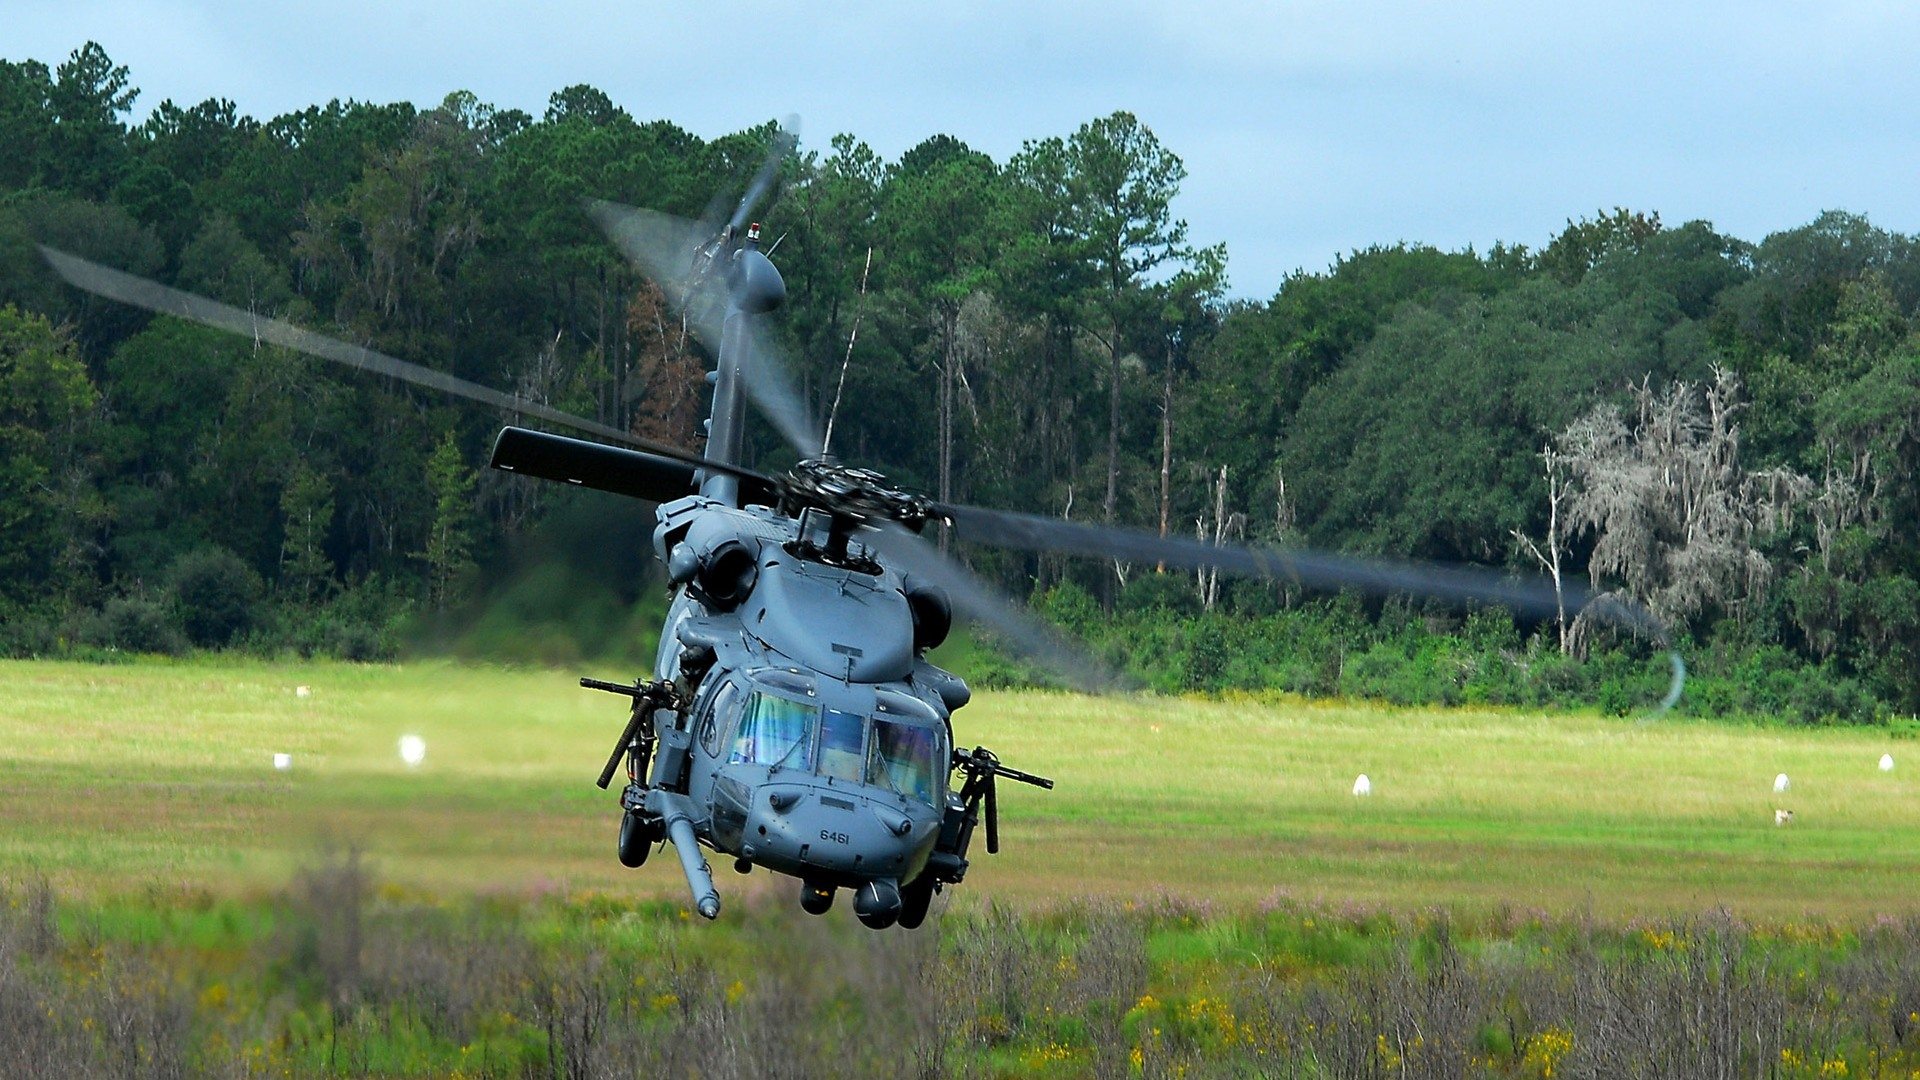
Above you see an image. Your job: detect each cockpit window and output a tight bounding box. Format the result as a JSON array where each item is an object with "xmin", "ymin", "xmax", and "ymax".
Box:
[
  {"xmin": 700, "ymin": 679, "xmax": 739, "ymax": 756},
  {"xmin": 867, "ymin": 720, "xmax": 943, "ymax": 805},
  {"xmin": 729, "ymin": 692, "xmax": 815, "ymax": 770},
  {"xmin": 819, "ymin": 709, "xmax": 866, "ymax": 781},
  {"xmin": 726, "ymin": 684, "xmax": 945, "ymax": 800}
]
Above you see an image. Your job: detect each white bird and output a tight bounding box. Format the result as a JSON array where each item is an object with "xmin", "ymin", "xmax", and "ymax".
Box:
[
  {"xmin": 272, "ymin": 753, "xmax": 292, "ymax": 771},
  {"xmin": 1881, "ymin": 754, "xmax": 1895, "ymax": 773},
  {"xmin": 295, "ymin": 685, "xmax": 311, "ymax": 698},
  {"xmin": 399, "ymin": 734, "xmax": 426, "ymax": 768},
  {"xmin": 1352, "ymin": 773, "xmax": 1372, "ymax": 797},
  {"xmin": 1774, "ymin": 809, "xmax": 1794, "ymax": 826},
  {"xmin": 1773, "ymin": 773, "xmax": 1790, "ymax": 794}
]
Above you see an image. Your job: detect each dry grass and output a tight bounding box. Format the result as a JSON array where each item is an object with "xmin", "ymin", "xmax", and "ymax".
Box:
[{"xmin": 7, "ymin": 865, "xmax": 1920, "ymax": 1079}]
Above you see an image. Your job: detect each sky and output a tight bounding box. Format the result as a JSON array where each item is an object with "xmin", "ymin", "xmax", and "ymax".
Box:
[{"xmin": 10, "ymin": 1, "xmax": 1920, "ymax": 298}]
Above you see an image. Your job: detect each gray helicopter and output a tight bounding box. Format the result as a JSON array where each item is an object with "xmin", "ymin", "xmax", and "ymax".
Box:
[{"xmin": 41, "ymin": 123, "xmax": 1683, "ymax": 931}]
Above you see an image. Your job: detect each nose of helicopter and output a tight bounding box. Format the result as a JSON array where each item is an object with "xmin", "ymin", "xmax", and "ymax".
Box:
[{"xmin": 740, "ymin": 777, "xmax": 941, "ymax": 882}]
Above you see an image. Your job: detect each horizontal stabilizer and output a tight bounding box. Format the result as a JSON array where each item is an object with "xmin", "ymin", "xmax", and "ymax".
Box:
[{"xmin": 489, "ymin": 427, "xmax": 699, "ymax": 503}]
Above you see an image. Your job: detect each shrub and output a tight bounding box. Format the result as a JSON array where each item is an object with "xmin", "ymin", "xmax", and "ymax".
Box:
[
  {"xmin": 0, "ymin": 606, "xmax": 56, "ymax": 657},
  {"xmin": 1118, "ymin": 573, "xmax": 1202, "ymax": 617},
  {"xmin": 1182, "ymin": 615, "xmax": 1233, "ymax": 692},
  {"xmin": 84, "ymin": 594, "xmax": 186, "ymax": 655},
  {"xmin": 167, "ymin": 546, "xmax": 263, "ymax": 647},
  {"xmin": 1035, "ymin": 581, "xmax": 1101, "ymax": 635}
]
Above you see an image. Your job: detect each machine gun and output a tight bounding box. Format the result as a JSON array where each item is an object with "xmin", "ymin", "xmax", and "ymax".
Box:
[
  {"xmin": 925, "ymin": 746, "xmax": 1054, "ymax": 888},
  {"xmin": 583, "ymin": 676, "xmax": 681, "ymax": 791}
]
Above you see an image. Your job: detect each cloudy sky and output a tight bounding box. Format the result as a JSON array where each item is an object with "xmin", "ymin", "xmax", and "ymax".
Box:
[{"xmin": 11, "ymin": 1, "xmax": 1920, "ymax": 297}]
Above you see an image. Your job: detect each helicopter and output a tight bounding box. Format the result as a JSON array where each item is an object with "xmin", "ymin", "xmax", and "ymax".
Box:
[{"xmin": 39, "ymin": 123, "xmax": 1682, "ymax": 931}]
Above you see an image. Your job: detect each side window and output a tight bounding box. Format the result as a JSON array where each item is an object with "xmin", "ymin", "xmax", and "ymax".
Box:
[{"xmin": 700, "ymin": 680, "xmax": 738, "ymax": 757}]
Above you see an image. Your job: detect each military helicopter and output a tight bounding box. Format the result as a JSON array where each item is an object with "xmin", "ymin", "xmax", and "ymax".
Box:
[{"xmin": 40, "ymin": 124, "xmax": 1682, "ymax": 930}]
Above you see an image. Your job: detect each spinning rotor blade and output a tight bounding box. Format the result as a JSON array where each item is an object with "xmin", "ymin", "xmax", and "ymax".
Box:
[
  {"xmin": 37, "ymin": 246, "xmax": 776, "ymax": 489},
  {"xmin": 583, "ymin": 134, "xmax": 1676, "ymax": 706},
  {"xmin": 586, "ymin": 114, "xmax": 811, "ymax": 455},
  {"xmin": 583, "ymin": 200, "xmax": 710, "ymax": 314},
  {"xmin": 586, "ymin": 117, "xmax": 797, "ymax": 313},
  {"xmin": 725, "ymin": 116, "xmax": 799, "ymax": 235},
  {"xmin": 935, "ymin": 503, "xmax": 1586, "ymax": 624},
  {"xmin": 736, "ymin": 319, "xmax": 825, "ymax": 456},
  {"xmin": 934, "ymin": 500, "xmax": 1686, "ymax": 707},
  {"xmin": 862, "ymin": 523, "xmax": 1134, "ymax": 694},
  {"xmin": 585, "ymin": 199, "xmax": 825, "ymax": 456}
]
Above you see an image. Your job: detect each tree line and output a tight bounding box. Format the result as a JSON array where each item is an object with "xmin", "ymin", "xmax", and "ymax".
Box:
[{"xmin": 2, "ymin": 43, "xmax": 1916, "ymax": 719}]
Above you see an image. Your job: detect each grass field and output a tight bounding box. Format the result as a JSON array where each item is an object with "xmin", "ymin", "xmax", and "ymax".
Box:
[
  {"xmin": 2, "ymin": 656, "xmax": 1915, "ymax": 917},
  {"xmin": 6, "ymin": 657, "xmax": 1920, "ymax": 1077}
]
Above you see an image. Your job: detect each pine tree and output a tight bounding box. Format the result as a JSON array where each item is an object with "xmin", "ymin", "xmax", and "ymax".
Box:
[
  {"xmin": 419, "ymin": 431, "xmax": 475, "ymax": 609},
  {"xmin": 279, "ymin": 463, "xmax": 335, "ymax": 601}
]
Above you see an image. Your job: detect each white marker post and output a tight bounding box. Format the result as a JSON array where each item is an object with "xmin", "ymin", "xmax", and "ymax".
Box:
[{"xmin": 399, "ymin": 735, "xmax": 426, "ymax": 768}]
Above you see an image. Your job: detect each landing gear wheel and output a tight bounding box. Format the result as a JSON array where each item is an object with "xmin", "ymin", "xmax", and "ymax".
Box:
[
  {"xmin": 617, "ymin": 811, "xmax": 654, "ymax": 868},
  {"xmin": 896, "ymin": 876, "xmax": 934, "ymax": 930}
]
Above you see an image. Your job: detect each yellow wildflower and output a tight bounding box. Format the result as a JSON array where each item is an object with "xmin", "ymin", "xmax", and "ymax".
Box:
[{"xmin": 1523, "ymin": 1027, "xmax": 1574, "ymax": 1079}]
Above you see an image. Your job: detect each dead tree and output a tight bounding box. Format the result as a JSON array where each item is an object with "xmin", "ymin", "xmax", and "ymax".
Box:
[
  {"xmin": 1194, "ymin": 464, "xmax": 1244, "ymax": 611},
  {"xmin": 1559, "ymin": 366, "xmax": 1810, "ymax": 635},
  {"xmin": 1511, "ymin": 445, "xmax": 1571, "ymax": 653}
]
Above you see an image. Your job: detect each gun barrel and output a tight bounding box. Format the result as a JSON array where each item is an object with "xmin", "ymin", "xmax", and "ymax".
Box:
[
  {"xmin": 581, "ymin": 676, "xmax": 644, "ymax": 697},
  {"xmin": 995, "ymin": 764, "xmax": 1054, "ymax": 790},
  {"xmin": 954, "ymin": 747, "xmax": 1054, "ymax": 790}
]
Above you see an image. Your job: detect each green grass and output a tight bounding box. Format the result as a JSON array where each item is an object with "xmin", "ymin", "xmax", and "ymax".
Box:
[{"xmin": 1, "ymin": 657, "xmax": 1916, "ymax": 917}]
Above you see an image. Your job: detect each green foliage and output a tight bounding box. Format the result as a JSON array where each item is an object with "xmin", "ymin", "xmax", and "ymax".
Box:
[
  {"xmin": 440, "ymin": 558, "xmax": 660, "ymax": 666},
  {"xmin": 1286, "ymin": 273, "xmax": 1702, "ymax": 560},
  {"xmin": 1044, "ymin": 598, "xmax": 1903, "ymax": 723},
  {"xmin": 1116, "ymin": 572, "xmax": 1202, "ymax": 617},
  {"xmin": 284, "ymin": 576, "xmax": 407, "ymax": 661},
  {"xmin": 1, "ymin": 39, "xmax": 1918, "ymax": 718},
  {"xmin": 82, "ymin": 592, "xmax": 187, "ymax": 655},
  {"xmin": 419, "ymin": 431, "xmax": 476, "ymax": 610},
  {"xmin": 46, "ymin": 42, "xmax": 138, "ymax": 199},
  {"xmin": 278, "ymin": 462, "xmax": 336, "ymax": 601},
  {"xmin": 0, "ymin": 305, "xmax": 97, "ymax": 614},
  {"xmin": 1537, "ymin": 206, "xmax": 1664, "ymax": 284},
  {"xmin": 168, "ymin": 545, "xmax": 263, "ymax": 647}
]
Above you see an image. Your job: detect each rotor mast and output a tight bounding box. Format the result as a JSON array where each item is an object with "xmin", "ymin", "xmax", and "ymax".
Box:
[{"xmin": 702, "ymin": 223, "xmax": 785, "ymax": 508}]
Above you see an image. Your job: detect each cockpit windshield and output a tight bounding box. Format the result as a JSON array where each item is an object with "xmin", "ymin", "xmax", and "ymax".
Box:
[
  {"xmin": 867, "ymin": 721, "xmax": 942, "ymax": 804},
  {"xmin": 727, "ymin": 681, "xmax": 947, "ymax": 805},
  {"xmin": 729, "ymin": 692, "xmax": 815, "ymax": 770},
  {"xmin": 818, "ymin": 709, "xmax": 865, "ymax": 781}
]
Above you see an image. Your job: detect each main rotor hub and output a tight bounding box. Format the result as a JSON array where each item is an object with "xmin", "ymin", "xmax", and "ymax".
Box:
[{"xmin": 784, "ymin": 458, "xmax": 933, "ymax": 532}]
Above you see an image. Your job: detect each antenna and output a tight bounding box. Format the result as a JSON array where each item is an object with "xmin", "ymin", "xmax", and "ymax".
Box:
[{"xmin": 821, "ymin": 246, "xmax": 873, "ymax": 458}]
